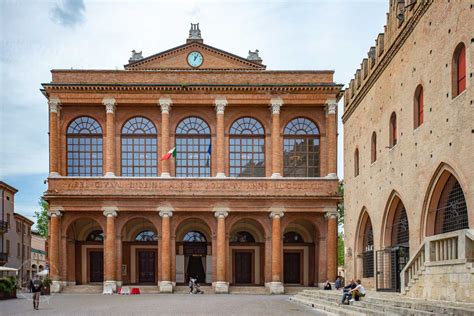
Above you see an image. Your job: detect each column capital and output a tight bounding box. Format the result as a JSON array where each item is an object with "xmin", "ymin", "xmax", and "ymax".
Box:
[
  {"xmin": 269, "ymin": 209, "xmax": 284, "ymax": 219},
  {"xmin": 214, "ymin": 208, "xmax": 229, "ymax": 218},
  {"xmin": 158, "ymin": 206, "xmax": 174, "ymax": 217},
  {"xmin": 215, "ymin": 97, "xmax": 227, "ymax": 114},
  {"xmin": 159, "ymin": 97, "xmax": 172, "ymax": 113},
  {"xmin": 48, "ymin": 207, "xmax": 63, "ymax": 218},
  {"xmin": 270, "ymin": 97, "xmax": 283, "ymax": 115},
  {"xmin": 102, "ymin": 206, "xmax": 118, "ymax": 217},
  {"xmin": 324, "ymin": 209, "xmax": 338, "ymax": 220},
  {"xmin": 326, "ymin": 99, "xmax": 337, "ymax": 115},
  {"xmin": 102, "ymin": 97, "xmax": 117, "ymax": 113},
  {"xmin": 48, "ymin": 97, "xmax": 61, "ymax": 114}
]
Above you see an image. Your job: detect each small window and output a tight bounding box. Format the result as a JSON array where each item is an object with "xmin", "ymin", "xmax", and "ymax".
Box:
[
  {"xmin": 354, "ymin": 148, "xmax": 360, "ymax": 177},
  {"xmin": 371, "ymin": 132, "xmax": 377, "ymax": 163},
  {"xmin": 86, "ymin": 230, "xmax": 104, "ymax": 241},
  {"xmin": 452, "ymin": 43, "xmax": 466, "ymax": 97},
  {"xmin": 283, "ymin": 232, "xmax": 305, "ymax": 243},
  {"xmin": 414, "ymin": 85, "xmax": 424, "ymax": 128},
  {"xmin": 183, "ymin": 231, "xmax": 207, "ymax": 242},
  {"xmin": 230, "ymin": 231, "xmax": 256, "ymax": 243},
  {"xmin": 135, "ymin": 230, "xmax": 158, "ymax": 241},
  {"xmin": 389, "ymin": 112, "xmax": 397, "ymax": 147}
]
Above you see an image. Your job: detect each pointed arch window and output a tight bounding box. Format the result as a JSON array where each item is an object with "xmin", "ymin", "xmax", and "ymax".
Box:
[
  {"xmin": 176, "ymin": 117, "xmax": 211, "ymax": 177},
  {"xmin": 354, "ymin": 148, "xmax": 360, "ymax": 177},
  {"xmin": 371, "ymin": 132, "xmax": 377, "ymax": 163},
  {"xmin": 283, "ymin": 118, "xmax": 320, "ymax": 177},
  {"xmin": 391, "ymin": 201, "xmax": 409, "ymax": 246},
  {"xmin": 414, "ymin": 85, "xmax": 424, "ymax": 129},
  {"xmin": 121, "ymin": 117, "xmax": 157, "ymax": 177},
  {"xmin": 389, "ymin": 112, "xmax": 397, "ymax": 147},
  {"xmin": 229, "ymin": 117, "xmax": 265, "ymax": 177},
  {"xmin": 362, "ymin": 219, "xmax": 374, "ymax": 278},
  {"xmin": 434, "ymin": 175, "xmax": 468, "ymax": 234},
  {"xmin": 452, "ymin": 43, "xmax": 466, "ymax": 97},
  {"xmin": 67, "ymin": 117, "xmax": 103, "ymax": 176}
]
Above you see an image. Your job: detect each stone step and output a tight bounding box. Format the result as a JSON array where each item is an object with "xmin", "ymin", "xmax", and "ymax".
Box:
[
  {"xmin": 173, "ymin": 285, "xmax": 214, "ymax": 294},
  {"xmin": 62, "ymin": 285, "xmax": 102, "ymax": 294},
  {"xmin": 290, "ymin": 295, "xmax": 373, "ymax": 315},
  {"xmin": 229, "ymin": 286, "xmax": 267, "ymax": 295},
  {"xmin": 284, "ymin": 286, "xmax": 316, "ymax": 295}
]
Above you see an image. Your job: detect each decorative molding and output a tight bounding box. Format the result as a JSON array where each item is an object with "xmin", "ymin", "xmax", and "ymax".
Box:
[
  {"xmin": 159, "ymin": 97, "xmax": 172, "ymax": 113},
  {"xmin": 102, "ymin": 206, "xmax": 118, "ymax": 217},
  {"xmin": 102, "ymin": 97, "xmax": 116, "ymax": 113},
  {"xmin": 269, "ymin": 209, "xmax": 285, "ymax": 219},
  {"xmin": 270, "ymin": 97, "xmax": 283, "ymax": 114},
  {"xmin": 326, "ymin": 100, "xmax": 337, "ymax": 115},
  {"xmin": 48, "ymin": 97, "xmax": 61, "ymax": 114},
  {"xmin": 214, "ymin": 97, "xmax": 227, "ymax": 114},
  {"xmin": 213, "ymin": 208, "xmax": 229, "ymax": 218},
  {"xmin": 324, "ymin": 209, "xmax": 338, "ymax": 220}
]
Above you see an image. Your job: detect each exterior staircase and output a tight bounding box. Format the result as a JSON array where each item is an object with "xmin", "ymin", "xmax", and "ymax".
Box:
[
  {"xmin": 289, "ymin": 289, "xmax": 474, "ymax": 315},
  {"xmin": 62, "ymin": 285, "xmax": 102, "ymax": 294}
]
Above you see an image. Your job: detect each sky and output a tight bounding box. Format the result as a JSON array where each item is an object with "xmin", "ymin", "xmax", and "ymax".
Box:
[{"xmin": 0, "ymin": 0, "xmax": 389, "ymax": 224}]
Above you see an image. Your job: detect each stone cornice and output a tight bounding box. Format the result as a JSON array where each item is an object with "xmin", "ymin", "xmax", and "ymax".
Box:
[{"xmin": 342, "ymin": 0, "xmax": 432, "ymax": 123}]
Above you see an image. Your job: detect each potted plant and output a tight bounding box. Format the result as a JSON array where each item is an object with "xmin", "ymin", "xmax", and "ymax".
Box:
[
  {"xmin": 0, "ymin": 276, "xmax": 17, "ymax": 300},
  {"xmin": 41, "ymin": 277, "xmax": 52, "ymax": 296}
]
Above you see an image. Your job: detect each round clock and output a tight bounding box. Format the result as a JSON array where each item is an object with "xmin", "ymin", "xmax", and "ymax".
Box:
[{"xmin": 187, "ymin": 51, "xmax": 203, "ymax": 68}]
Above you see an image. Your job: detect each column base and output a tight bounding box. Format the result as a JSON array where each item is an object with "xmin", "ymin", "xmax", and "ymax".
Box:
[
  {"xmin": 216, "ymin": 173, "xmax": 226, "ymax": 178},
  {"xmin": 159, "ymin": 281, "xmax": 173, "ymax": 293},
  {"xmin": 49, "ymin": 172, "xmax": 60, "ymax": 178},
  {"xmin": 271, "ymin": 173, "xmax": 282, "ymax": 178},
  {"xmin": 213, "ymin": 281, "xmax": 229, "ymax": 294},
  {"xmin": 104, "ymin": 172, "xmax": 116, "ymax": 178},
  {"xmin": 325, "ymin": 173, "xmax": 338, "ymax": 179},
  {"xmin": 116, "ymin": 281, "xmax": 123, "ymax": 287},
  {"xmin": 160, "ymin": 172, "xmax": 171, "ymax": 178},
  {"xmin": 103, "ymin": 281, "xmax": 117, "ymax": 294},
  {"xmin": 266, "ymin": 282, "xmax": 284, "ymax": 294},
  {"xmin": 51, "ymin": 280, "xmax": 63, "ymax": 293}
]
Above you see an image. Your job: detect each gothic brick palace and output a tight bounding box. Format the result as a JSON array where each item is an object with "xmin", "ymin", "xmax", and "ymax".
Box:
[{"xmin": 41, "ymin": 24, "xmax": 343, "ymax": 294}]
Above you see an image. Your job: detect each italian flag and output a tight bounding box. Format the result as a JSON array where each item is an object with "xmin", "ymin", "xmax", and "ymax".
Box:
[{"xmin": 161, "ymin": 147, "xmax": 176, "ymax": 160}]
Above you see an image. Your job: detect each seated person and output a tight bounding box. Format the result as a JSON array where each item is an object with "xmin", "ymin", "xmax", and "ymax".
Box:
[
  {"xmin": 349, "ymin": 280, "xmax": 366, "ymax": 302},
  {"xmin": 323, "ymin": 280, "xmax": 332, "ymax": 290},
  {"xmin": 340, "ymin": 279, "xmax": 357, "ymax": 305}
]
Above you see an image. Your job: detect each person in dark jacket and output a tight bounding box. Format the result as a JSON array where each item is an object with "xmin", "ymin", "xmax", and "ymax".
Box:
[
  {"xmin": 29, "ymin": 275, "xmax": 43, "ymax": 310},
  {"xmin": 335, "ymin": 276, "xmax": 343, "ymax": 290},
  {"xmin": 340, "ymin": 279, "xmax": 357, "ymax": 304},
  {"xmin": 323, "ymin": 280, "xmax": 332, "ymax": 290}
]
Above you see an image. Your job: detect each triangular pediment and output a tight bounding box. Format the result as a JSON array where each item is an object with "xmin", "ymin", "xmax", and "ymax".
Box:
[{"xmin": 124, "ymin": 41, "xmax": 266, "ymax": 70}]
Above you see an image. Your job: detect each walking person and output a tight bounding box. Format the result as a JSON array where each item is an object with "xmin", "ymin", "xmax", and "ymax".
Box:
[{"xmin": 29, "ymin": 275, "xmax": 43, "ymax": 310}]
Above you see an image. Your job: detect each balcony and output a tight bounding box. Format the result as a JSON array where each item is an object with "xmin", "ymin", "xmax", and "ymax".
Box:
[
  {"xmin": 0, "ymin": 220, "xmax": 8, "ymax": 234},
  {"xmin": 0, "ymin": 252, "xmax": 7, "ymax": 265}
]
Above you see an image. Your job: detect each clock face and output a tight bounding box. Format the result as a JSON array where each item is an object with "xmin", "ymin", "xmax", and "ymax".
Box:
[{"xmin": 187, "ymin": 51, "xmax": 203, "ymax": 68}]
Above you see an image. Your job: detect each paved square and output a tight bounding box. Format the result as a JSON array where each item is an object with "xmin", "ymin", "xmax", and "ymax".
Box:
[{"xmin": 0, "ymin": 294, "xmax": 325, "ymax": 316}]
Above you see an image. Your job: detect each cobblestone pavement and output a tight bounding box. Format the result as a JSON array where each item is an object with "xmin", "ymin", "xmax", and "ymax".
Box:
[{"xmin": 0, "ymin": 294, "xmax": 326, "ymax": 316}]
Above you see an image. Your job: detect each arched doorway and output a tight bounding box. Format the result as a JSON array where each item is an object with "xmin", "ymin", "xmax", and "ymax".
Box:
[
  {"xmin": 183, "ymin": 231, "xmax": 207, "ymax": 284},
  {"xmin": 377, "ymin": 193, "xmax": 410, "ymax": 292},
  {"xmin": 121, "ymin": 218, "xmax": 158, "ymax": 284},
  {"xmin": 355, "ymin": 209, "xmax": 374, "ymax": 283}
]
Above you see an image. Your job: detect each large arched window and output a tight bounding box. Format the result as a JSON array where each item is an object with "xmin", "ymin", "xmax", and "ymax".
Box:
[
  {"xmin": 86, "ymin": 230, "xmax": 104, "ymax": 241},
  {"xmin": 135, "ymin": 230, "xmax": 158, "ymax": 241},
  {"xmin": 371, "ymin": 132, "xmax": 377, "ymax": 163},
  {"xmin": 391, "ymin": 201, "xmax": 409, "ymax": 246},
  {"xmin": 67, "ymin": 117, "xmax": 103, "ymax": 176},
  {"xmin": 121, "ymin": 117, "xmax": 157, "ymax": 177},
  {"xmin": 354, "ymin": 148, "xmax": 360, "ymax": 177},
  {"xmin": 283, "ymin": 118, "xmax": 320, "ymax": 177},
  {"xmin": 229, "ymin": 117, "xmax": 265, "ymax": 177},
  {"xmin": 414, "ymin": 85, "xmax": 424, "ymax": 129},
  {"xmin": 452, "ymin": 43, "xmax": 466, "ymax": 98},
  {"xmin": 434, "ymin": 175, "xmax": 468, "ymax": 234},
  {"xmin": 230, "ymin": 231, "xmax": 256, "ymax": 243},
  {"xmin": 183, "ymin": 231, "xmax": 207, "ymax": 242},
  {"xmin": 362, "ymin": 218, "xmax": 374, "ymax": 278},
  {"xmin": 389, "ymin": 112, "xmax": 397, "ymax": 147},
  {"xmin": 283, "ymin": 231, "xmax": 305, "ymax": 243},
  {"xmin": 176, "ymin": 117, "xmax": 211, "ymax": 177}
]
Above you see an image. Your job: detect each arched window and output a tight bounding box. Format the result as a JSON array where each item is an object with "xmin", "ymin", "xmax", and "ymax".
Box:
[
  {"xmin": 283, "ymin": 231, "xmax": 304, "ymax": 243},
  {"xmin": 176, "ymin": 117, "xmax": 211, "ymax": 177},
  {"xmin": 283, "ymin": 118, "xmax": 320, "ymax": 177},
  {"xmin": 371, "ymin": 132, "xmax": 377, "ymax": 163},
  {"xmin": 121, "ymin": 117, "xmax": 157, "ymax": 177},
  {"xmin": 389, "ymin": 112, "xmax": 397, "ymax": 147},
  {"xmin": 362, "ymin": 219, "xmax": 374, "ymax": 278},
  {"xmin": 452, "ymin": 43, "xmax": 466, "ymax": 97},
  {"xmin": 229, "ymin": 117, "xmax": 265, "ymax": 177},
  {"xmin": 67, "ymin": 117, "xmax": 103, "ymax": 176},
  {"xmin": 86, "ymin": 230, "xmax": 104, "ymax": 241},
  {"xmin": 135, "ymin": 230, "xmax": 158, "ymax": 241},
  {"xmin": 414, "ymin": 85, "xmax": 424, "ymax": 128},
  {"xmin": 391, "ymin": 201, "xmax": 409, "ymax": 246},
  {"xmin": 183, "ymin": 231, "xmax": 207, "ymax": 242},
  {"xmin": 354, "ymin": 148, "xmax": 359, "ymax": 177},
  {"xmin": 434, "ymin": 175, "xmax": 468, "ymax": 234},
  {"xmin": 230, "ymin": 231, "xmax": 256, "ymax": 243}
]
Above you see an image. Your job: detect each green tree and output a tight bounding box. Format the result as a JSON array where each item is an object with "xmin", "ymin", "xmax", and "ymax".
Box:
[
  {"xmin": 337, "ymin": 180, "xmax": 344, "ymax": 226},
  {"xmin": 338, "ymin": 232, "xmax": 345, "ymax": 266},
  {"xmin": 34, "ymin": 198, "xmax": 48, "ymax": 238}
]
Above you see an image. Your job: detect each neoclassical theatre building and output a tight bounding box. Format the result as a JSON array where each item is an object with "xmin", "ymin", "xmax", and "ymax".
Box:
[
  {"xmin": 42, "ymin": 25, "xmax": 343, "ymax": 294},
  {"xmin": 343, "ymin": 1, "xmax": 472, "ymax": 302}
]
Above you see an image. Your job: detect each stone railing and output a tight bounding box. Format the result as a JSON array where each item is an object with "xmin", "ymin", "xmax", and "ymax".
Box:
[{"xmin": 401, "ymin": 229, "xmax": 474, "ymax": 293}]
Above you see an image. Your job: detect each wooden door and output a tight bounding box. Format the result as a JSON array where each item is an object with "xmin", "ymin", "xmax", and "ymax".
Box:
[
  {"xmin": 138, "ymin": 251, "xmax": 156, "ymax": 283},
  {"xmin": 234, "ymin": 252, "xmax": 252, "ymax": 284},
  {"xmin": 89, "ymin": 251, "xmax": 103, "ymax": 283},
  {"xmin": 284, "ymin": 252, "xmax": 301, "ymax": 284}
]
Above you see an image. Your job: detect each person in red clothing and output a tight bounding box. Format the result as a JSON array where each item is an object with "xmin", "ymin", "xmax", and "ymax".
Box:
[{"xmin": 29, "ymin": 275, "xmax": 43, "ymax": 310}]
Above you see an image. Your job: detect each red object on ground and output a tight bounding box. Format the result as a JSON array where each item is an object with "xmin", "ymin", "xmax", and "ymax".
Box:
[{"xmin": 131, "ymin": 288, "xmax": 140, "ymax": 295}]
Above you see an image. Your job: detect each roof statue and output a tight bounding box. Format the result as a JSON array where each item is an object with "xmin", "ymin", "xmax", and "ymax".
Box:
[
  {"xmin": 247, "ymin": 49, "xmax": 263, "ymax": 64},
  {"xmin": 129, "ymin": 50, "xmax": 143, "ymax": 63},
  {"xmin": 188, "ymin": 23, "xmax": 202, "ymax": 42}
]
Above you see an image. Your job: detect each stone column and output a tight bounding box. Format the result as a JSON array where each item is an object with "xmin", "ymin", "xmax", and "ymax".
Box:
[
  {"xmin": 159, "ymin": 97, "xmax": 172, "ymax": 177},
  {"xmin": 270, "ymin": 98, "xmax": 283, "ymax": 178},
  {"xmin": 103, "ymin": 98, "xmax": 117, "ymax": 177},
  {"xmin": 214, "ymin": 209, "xmax": 229, "ymax": 293},
  {"xmin": 326, "ymin": 100, "xmax": 338, "ymax": 178},
  {"xmin": 48, "ymin": 208, "xmax": 62, "ymax": 292},
  {"xmin": 48, "ymin": 98, "xmax": 61, "ymax": 177},
  {"xmin": 159, "ymin": 207, "xmax": 173, "ymax": 293},
  {"xmin": 103, "ymin": 207, "xmax": 118, "ymax": 292},
  {"xmin": 215, "ymin": 97, "xmax": 227, "ymax": 178},
  {"xmin": 268, "ymin": 209, "xmax": 284, "ymax": 294},
  {"xmin": 325, "ymin": 209, "xmax": 338, "ymax": 282}
]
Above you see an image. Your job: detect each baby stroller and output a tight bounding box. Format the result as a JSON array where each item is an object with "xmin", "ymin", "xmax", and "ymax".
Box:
[{"xmin": 189, "ymin": 277, "xmax": 204, "ymax": 294}]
